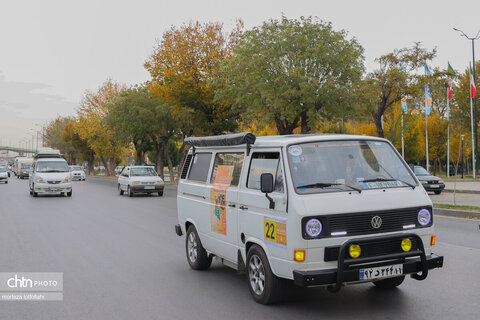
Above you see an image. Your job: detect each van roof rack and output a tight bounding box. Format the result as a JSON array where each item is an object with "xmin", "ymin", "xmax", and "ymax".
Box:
[{"xmin": 184, "ymin": 132, "xmax": 256, "ymax": 155}]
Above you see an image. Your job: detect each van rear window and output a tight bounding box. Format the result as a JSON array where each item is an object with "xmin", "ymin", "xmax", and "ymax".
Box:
[
  {"xmin": 188, "ymin": 153, "xmax": 212, "ymax": 182},
  {"xmin": 210, "ymin": 153, "xmax": 244, "ymax": 186}
]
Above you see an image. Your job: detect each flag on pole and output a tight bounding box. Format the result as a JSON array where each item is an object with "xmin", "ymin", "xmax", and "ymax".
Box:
[
  {"xmin": 448, "ymin": 62, "xmax": 455, "ymax": 77},
  {"xmin": 425, "ymin": 86, "xmax": 432, "ymax": 115},
  {"xmin": 448, "ymin": 83, "xmax": 453, "ymax": 101},
  {"xmin": 401, "ymin": 97, "xmax": 407, "ymax": 113},
  {"xmin": 470, "ymin": 66, "xmax": 477, "ymax": 98},
  {"xmin": 425, "ymin": 64, "xmax": 433, "ymax": 76}
]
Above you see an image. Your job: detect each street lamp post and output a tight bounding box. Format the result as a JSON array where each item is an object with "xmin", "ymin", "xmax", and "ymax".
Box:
[{"xmin": 454, "ymin": 28, "xmax": 480, "ymax": 178}]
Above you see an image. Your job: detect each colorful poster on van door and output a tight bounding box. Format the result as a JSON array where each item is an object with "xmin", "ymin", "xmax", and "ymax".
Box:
[{"xmin": 211, "ymin": 165, "xmax": 234, "ymax": 235}]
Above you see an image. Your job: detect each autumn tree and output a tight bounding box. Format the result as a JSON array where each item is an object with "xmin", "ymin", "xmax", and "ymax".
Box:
[
  {"xmin": 63, "ymin": 122, "xmax": 95, "ymax": 173},
  {"xmin": 44, "ymin": 116, "xmax": 78, "ymax": 162},
  {"xmin": 106, "ymin": 85, "xmax": 177, "ymax": 180},
  {"xmin": 359, "ymin": 43, "xmax": 436, "ymax": 137},
  {"xmin": 145, "ymin": 20, "xmax": 242, "ymax": 136},
  {"xmin": 76, "ymin": 80, "xmax": 128, "ymax": 175},
  {"xmin": 217, "ymin": 16, "xmax": 364, "ymax": 135}
]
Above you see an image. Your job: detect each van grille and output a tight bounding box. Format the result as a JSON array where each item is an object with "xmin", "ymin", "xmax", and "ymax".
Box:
[
  {"xmin": 180, "ymin": 154, "xmax": 193, "ymax": 179},
  {"xmin": 302, "ymin": 206, "xmax": 432, "ymax": 239}
]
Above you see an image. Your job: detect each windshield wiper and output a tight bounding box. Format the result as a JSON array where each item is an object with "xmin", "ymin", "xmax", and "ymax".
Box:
[
  {"xmin": 361, "ymin": 177, "xmax": 415, "ymax": 189},
  {"xmin": 298, "ymin": 182, "xmax": 362, "ymax": 193}
]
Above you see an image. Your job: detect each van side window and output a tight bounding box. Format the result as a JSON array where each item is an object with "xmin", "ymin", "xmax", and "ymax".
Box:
[
  {"xmin": 210, "ymin": 153, "xmax": 244, "ymax": 186},
  {"xmin": 247, "ymin": 152, "xmax": 284, "ymax": 193},
  {"xmin": 188, "ymin": 153, "xmax": 212, "ymax": 182}
]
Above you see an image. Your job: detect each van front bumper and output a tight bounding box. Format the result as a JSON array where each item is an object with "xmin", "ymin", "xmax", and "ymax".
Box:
[{"xmin": 293, "ymin": 233, "xmax": 443, "ymax": 290}]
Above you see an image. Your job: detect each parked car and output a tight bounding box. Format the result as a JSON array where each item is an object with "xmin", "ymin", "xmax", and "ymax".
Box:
[
  {"xmin": 0, "ymin": 167, "xmax": 8, "ymax": 184},
  {"xmin": 69, "ymin": 165, "xmax": 86, "ymax": 181},
  {"xmin": 118, "ymin": 166, "xmax": 164, "ymax": 197},
  {"xmin": 176, "ymin": 133, "xmax": 443, "ymax": 304},
  {"xmin": 413, "ymin": 166, "xmax": 445, "ymax": 194}
]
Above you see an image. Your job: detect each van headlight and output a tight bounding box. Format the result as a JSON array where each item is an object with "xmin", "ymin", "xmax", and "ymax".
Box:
[
  {"xmin": 62, "ymin": 177, "xmax": 71, "ymax": 183},
  {"xmin": 305, "ymin": 218, "xmax": 322, "ymax": 238},
  {"xmin": 36, "ymin": 177, "xmax": 45, "ymax": 183},
  {"xmin": 418, "ymin": 209, "xmax": 431, "ymax": 226}
]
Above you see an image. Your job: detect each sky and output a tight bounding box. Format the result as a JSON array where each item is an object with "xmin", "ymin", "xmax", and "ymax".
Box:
[{"xmin": 1, "ymin": 0, "xmax": 479, "ymax": 148}]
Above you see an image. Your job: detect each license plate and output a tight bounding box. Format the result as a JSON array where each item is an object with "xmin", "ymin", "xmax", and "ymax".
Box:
[
  {"xmin": 430, "ymin": 184, "xmax": 439, "ymax": 188},
  {"xmin": 359, "ymin": 264, "xmax": 403, "ymax": 281},
  {"xmin": 144, "ymin": 186, "xmax": 154, "ymax": 190}
]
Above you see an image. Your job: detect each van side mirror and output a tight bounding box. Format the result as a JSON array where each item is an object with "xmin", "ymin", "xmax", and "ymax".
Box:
[{"xmin": 260, "ymin": 173, "xmax": 275, "ymax": 209}]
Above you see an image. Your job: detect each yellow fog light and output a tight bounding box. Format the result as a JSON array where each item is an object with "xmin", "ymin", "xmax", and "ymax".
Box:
[
  {"xmin": 349, "ymin": 244, "xmax": 361, "ymax": 258},
  {"xmin": 401, "ymin": 238, "xmax": 412, "ymax": 252}
]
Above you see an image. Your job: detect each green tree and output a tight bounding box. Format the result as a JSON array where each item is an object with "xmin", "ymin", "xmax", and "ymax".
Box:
[
  {"xmin": 359, "ymin": 43, "xmax": 436, "ymax": 137},
  {"xmin": 217, "ymin": 16, "xmax": 365, "ymax": 134},
  {"xmin": 44, "ymin": 116, "xmax": 77, "ymax": 163}
]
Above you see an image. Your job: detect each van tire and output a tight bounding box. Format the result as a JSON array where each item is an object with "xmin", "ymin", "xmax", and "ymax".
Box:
[
  {"xmin": 186, "ymin": 225, "xmax": 212, "ymax": 270},
  {"xmin": 246, "ymin": 244, "xmax": 283, "ymax": 305},
  {"xmin": 157, "ymin": 191, "xmax": 163, "ymax": 196},
  {"xmin": 118, "ymin": 184, "xmax": 124, "ymax": 195},
  {"xmin": 128, "ymin": 186, "xmax": 133, "ymax": 197},
  {"xmin": 373, "ymin": 275, "xmax": 405, "ymax": 289},
  {"xmin": 67, "ymin": 191, "xmax": 72, "ymax": 197}
]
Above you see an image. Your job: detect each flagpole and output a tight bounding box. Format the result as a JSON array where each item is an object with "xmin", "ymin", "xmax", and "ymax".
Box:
[
  {"xmin": 425, "ymin": 85, "xmax": 429, "ymax": 172},
  {"xmin": 447, "ymin": 86, "xmax": 450, "ymax": 177},
  {"xmin": 401, "ymin": 112, "xmax": 404, "ymax": 158},
  {"xmin": 470, "ymin": 62, "xmax": 476, "ymax": 179}
]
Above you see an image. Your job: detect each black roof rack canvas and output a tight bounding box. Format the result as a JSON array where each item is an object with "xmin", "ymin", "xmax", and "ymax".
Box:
[
  {"xmin": 34, "ymin": 154, "xmax": 64, "ymax": 159},
  {"xmin": 184, "ymin": 132, "xmax": 256, "ymax": 148}
]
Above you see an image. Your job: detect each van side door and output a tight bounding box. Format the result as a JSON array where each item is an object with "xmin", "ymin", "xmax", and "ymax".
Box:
[{"xmin": 207, "ymin": 152, "xmax": 244, "ymax": 262}]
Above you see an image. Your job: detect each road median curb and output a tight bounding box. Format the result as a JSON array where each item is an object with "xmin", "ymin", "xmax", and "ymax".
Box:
[
  {"xmin": 443, "ymin": 189, "xmax": 480, "ymax": 194},
  {"xmin": 435, "ymin": 208, "xmax": 480, "ymax": 219}
]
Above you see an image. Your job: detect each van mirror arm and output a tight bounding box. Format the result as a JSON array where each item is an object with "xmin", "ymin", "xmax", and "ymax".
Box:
[{"xmin": 265, "ymin": 193, "xmax": 275, "ymax": 210}]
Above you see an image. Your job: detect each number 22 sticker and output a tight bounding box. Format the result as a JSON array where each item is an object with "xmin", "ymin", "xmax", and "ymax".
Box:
[{"xmin": 264, "ymin": 216, "xmax": 287, "ymax": 248}]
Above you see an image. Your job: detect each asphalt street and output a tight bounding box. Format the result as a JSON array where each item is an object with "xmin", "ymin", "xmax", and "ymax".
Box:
[{"xmin": 0, "ymin": 177, "xmax": 479, "ymax": 319}]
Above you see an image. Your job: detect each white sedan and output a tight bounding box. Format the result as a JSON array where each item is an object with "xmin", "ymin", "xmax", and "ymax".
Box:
[
  {"xmin": 118, "ymin": 166, "xmax": 164, "ymax": 197},
  {"xmin": 0, "ymin": 167, "xmax": 8, "ymax": 184},
  {"xmin": 69, "ymin": 166, "xmax": 86, "ymax": 181}
]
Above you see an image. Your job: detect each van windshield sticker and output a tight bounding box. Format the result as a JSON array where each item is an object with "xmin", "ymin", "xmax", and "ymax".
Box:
[
  {"xmin": 264, "ymin": 216, "xmax": 287, "ymax": 249},
  {"xmin": 211, "ymin": 165, "xmax": 234, "ymax": 235},
  {"xmin": 288, "ymin": 145, "xmax": 302, "ymax": 156}
]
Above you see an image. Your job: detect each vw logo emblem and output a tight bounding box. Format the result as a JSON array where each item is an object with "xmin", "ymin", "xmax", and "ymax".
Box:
[{"xmin": 371, "ymin": 215, "xmax": 382, "ymax": 229}]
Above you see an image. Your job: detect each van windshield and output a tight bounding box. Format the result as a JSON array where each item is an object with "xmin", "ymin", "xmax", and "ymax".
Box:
[
  {"xmin": 36, "ymin": 161, "xmax": 69, "ymax": 173},
  {"xmin": 287, "ymin": 140, "xmax": 417, "ymax": 194}
]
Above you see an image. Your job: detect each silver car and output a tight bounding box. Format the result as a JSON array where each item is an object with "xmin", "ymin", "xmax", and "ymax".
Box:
[{"xmin": 118, "ymin": 166, "xmax": 164, "ymax": 197}]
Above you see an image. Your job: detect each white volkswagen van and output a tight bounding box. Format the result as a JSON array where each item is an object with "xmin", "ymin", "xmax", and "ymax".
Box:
[
  {"xmin": 29, "ymin": 148, "xmax": 72, "ymax": 197},
  {"xmin": 175, "ymin": 133, "xmax": 443, "ymax": 304}
]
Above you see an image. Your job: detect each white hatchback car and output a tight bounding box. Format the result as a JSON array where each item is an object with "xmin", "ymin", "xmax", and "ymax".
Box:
[
  {"xmin": 118, "ymin": 166, "xmax": 164, "ymax": 197},
  {"xmin": 70, "ymin": 165, "xmax": 86, "ymax": 181}
]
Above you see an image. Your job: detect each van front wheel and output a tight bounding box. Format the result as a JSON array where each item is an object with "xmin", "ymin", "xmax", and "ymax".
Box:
[
  {"xmin": 373, "ymin": 275, "xmax": 405, "ymax": 289},
  {"xmin": 185, "ymin": 226, "xmax": 211, "ymax": 270},
  {"xmin": 246, "ymin": 245, "xmax": 282, "ymax": 305}
]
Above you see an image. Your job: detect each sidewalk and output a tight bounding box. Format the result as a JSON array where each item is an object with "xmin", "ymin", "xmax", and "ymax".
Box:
[{"xmin": 444, "ymin": 180, "xmax": 480, "ymax": 194}]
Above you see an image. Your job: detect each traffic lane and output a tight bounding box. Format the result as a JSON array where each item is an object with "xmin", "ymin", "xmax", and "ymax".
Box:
[
  {"xmin": 0, "ymin": 178, "xmax": 478, "ymax": 320},
  {"xmin": 429, "ymin": 191, "xmax": 480, "ymax": 206},
  {"xmin": 434, "ymin": 215, "xmax": 480, "ymax": 249}
]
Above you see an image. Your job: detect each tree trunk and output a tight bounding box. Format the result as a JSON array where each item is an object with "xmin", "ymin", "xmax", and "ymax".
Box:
[
  {"xmin": 300, "ymin": 109, "xmax": 310, "ymax": 134},
  {"xmin": 372, "ymin": 110, "xmax": 384, "ymax": 138},
  {"xmin": 155, "ymin": 144, "xmax": 165, "ymax": 180},
  {"xmin": 164, "ymin": 140, "xmax": 175, "ymax": 183},
  {"xmin": 87, "ymin": 153, "xmax": 94, "ymax": 175},
  {"xmin": 100, "ymin": 156, "xmax": 110, "ymax": 176}
]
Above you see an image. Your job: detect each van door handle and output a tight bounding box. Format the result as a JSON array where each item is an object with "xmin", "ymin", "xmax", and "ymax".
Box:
[
  {"xmin": 239, "ymin": 205, "xmax": 248, "ymax": 210},
  {"xmin": 228, "ymin": 204, "xmax": 236, "ymax": 208}
]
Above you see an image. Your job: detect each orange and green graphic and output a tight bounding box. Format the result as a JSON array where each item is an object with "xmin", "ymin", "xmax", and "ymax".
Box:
[
  {"xmin": 264, "ymin": 216, "xmax": 287, "ymax": 248},
  {"xmin": 211, "ymin": 165, "xmax": 234, "ymax": 235}
]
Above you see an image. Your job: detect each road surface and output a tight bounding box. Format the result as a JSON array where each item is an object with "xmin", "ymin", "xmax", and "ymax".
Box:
[{"xmin": 0, "ymin": 177, "xmax": 479, "ymax": 319}]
